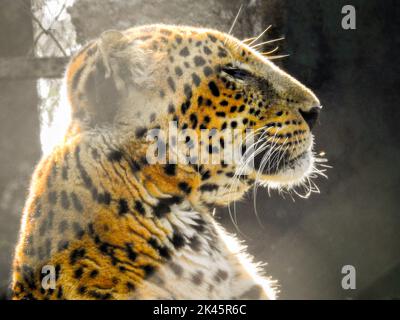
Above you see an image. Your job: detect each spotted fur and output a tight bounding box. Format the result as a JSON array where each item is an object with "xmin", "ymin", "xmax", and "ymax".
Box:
[{"xmin": 12, "ymin": 25, "xmax": 321, "ymax": 299}]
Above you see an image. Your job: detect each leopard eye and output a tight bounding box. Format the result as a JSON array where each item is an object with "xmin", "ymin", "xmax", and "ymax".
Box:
[{"xmin": 221, "ymin": 67, "xmax": 251, "ymax": 81}]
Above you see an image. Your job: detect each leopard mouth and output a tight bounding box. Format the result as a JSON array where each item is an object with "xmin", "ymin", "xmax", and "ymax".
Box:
[{"xmin": 251, "ymin": 142, "xmax": 314, "ymax": 186}]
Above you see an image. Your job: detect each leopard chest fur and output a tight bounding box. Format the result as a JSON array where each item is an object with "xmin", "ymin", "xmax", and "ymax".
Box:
[{"xmin": 131, "ymin": 206, "xmax": 275, "ymax": 300}]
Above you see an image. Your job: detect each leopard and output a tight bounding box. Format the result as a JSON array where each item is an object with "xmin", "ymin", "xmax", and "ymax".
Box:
[{"xmin": 11, "ymin": 24, "xmax": 322, "ymax": 299}]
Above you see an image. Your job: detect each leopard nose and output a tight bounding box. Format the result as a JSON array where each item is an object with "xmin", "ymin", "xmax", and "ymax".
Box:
[{"xmin": 299, "ymin": 106, "xmax": 321, "ymax": 130}]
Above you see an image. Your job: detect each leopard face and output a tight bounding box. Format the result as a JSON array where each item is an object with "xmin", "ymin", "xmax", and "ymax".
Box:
[{"xmin": 67, "ymin": 24, "xmax": 321, "ymax": 206}]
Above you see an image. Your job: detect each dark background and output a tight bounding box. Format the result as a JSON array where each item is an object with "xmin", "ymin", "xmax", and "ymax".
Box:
[
  {"xmin": 219, "ymin": 0, "xmax": 400, "ymax": 299},
  {"xmin": 0, "ymin": 0, "xmax": 399, "ymax": 299}
]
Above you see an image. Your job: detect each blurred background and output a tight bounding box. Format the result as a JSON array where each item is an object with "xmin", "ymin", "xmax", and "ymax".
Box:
[{"xmin": 0, "ymin": 0, "xmax": 399, "ymax": 299}]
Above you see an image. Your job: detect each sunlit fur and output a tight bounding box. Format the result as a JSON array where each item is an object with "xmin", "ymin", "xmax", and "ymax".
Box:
[{"xmin": 12, "ymin": 24, "xmax": 326, "ymax": 300}]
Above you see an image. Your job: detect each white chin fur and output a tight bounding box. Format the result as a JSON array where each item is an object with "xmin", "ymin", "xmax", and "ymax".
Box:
[{"xmin": 258, "ymin": 149, "xmax": 314, "ymax": 189}]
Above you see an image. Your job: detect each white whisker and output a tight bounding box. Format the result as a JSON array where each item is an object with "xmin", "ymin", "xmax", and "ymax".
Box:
[
  {"xmin": 247, "ymin": 25, "xmax": 272, "ymax": 46},
  {"xmin": 261, "ymin": 46, "xmax": 280, "ymax": 56},
  {"xmin": 227, "ymin": 4, "xmax": 243, "ymax": 36},
  {"xmin": 250, "ymin": 37, "xmax": 285, "ymax": 49},
  {"xmin": 267, "ymin": 54, "xmax": 290, "ymax": 60}
]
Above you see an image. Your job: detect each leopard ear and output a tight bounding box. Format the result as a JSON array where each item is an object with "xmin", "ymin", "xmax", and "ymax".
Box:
[
  {"xmin": 98, "ymin": 30, "xmax": 125, "ymax": 79},
  {"xmin": 65, "ymin": 30, "xmax": 161, "ymax": 136},
  {"xmin": 98, "ymin": 30, "xmax": 155, "ymax": 91}
]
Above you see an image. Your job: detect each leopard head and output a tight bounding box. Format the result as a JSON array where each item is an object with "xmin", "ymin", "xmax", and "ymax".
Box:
[{"xmin": 66, "ymin": 24, "xmax": 323, "ymax": 207}]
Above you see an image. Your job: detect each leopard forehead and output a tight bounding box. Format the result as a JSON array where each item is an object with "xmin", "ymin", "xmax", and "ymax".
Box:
[
  {"xmin": 127, "ymin": 24, "xmax": 252, "ymax": 61},
  {"xmin": 124, "ymin": 24, "xmax": 279, "ymax": 87},
  {"xmin": 67, "ymin": 24, "xmax": 318, "ymax": 132},
  {"xmin": 107, "ymin": 25, "xmax": 309, "ymax": 115}
]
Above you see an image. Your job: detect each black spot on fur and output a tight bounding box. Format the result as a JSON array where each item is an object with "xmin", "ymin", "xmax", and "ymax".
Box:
[
  {"xmin": 189, "ymin": 236, "xmax": 202, "ymax": 251},
  {"xmin": 192, "ymin": 73, "xmax": 201, "ymax": 86},
  {"xmin": 175, "ymin": 66, "xmax": 183, "ymax": 77},
  {"xmin": 88, "ymin": 290, "xmax": 112, "ymax": 300},
  {"xmin": 21, "ymin": 265, "xmax": 36, "ymax": 290},
  {"xmin": 148, "ymin": 238, "xmax": 171, "ymax": 259},
  {"xmin": 61, "ymin": 191, "xmax": 70, "ymax": 210},
  {"xmin": 175, "ymin": 35, "xmax": 183, "ymax": 44},
  {"xmin": 203, "ymin": 46, "xmax": 212, "ymax": 55},
  {"xmin": 167, "ymin": 76, "xmax": 176, "ymax": 92},
  {"xmin": 72, "ymin": 222, "xmax": 85, "ymax": 238},
  {"xmin": 218, "ymin": 48, "xmax": 228, "ymax": 58},
  {"xmin": 126, "ymin": 244, "xmax": 137, "ymax": 261},
  {"xmin": 126, "ymin": 282, "xmax": 135, "ymax": 291},
  {"xmin": 207, "ymin": 34, "xmax": 217, "ymax": 42},
  {"xmin": 189, "ymin": 113, "xmax": 198, "ymax": 129},
  {"xmin": 62, "ymin": 165, "xmax": 68, "ymax": 180},
  {"xmin": 239, "ymin": 285, "xmax": 263, "ymax": 299},
  {"xmin": 184, "ymin": 84, "xmax": 192, "ymax": 100},
  {"xmin": 153, "ymin": 196, "xmax": 182, "ymax": 218},
  {"xmin": 135, "ymin": 127, "xmax": 148, "ymax": 138},
  {"xmin": 170, "ymin": 262, "xmax": 183, "ymax": 276},
  {"xmin": 118, "ymin": 199, "xmax": 129, "ymax": 215},
  {"xmin": 203, "ymin": 66, "xmax": 213, "ymax": 77},
  {"xmin": 208, "ymin": 81, "xmax": 220, "ymax": 97},
  {"xmin": 97, "ymin": 191, "xmax": 111, "ymax": 205},
  {"xmin": 58, "ymin": 220, "xmax": 68, "ymax": 233},
  {"xmin": 179, "ymin": 47, "xmax": 190, "ymax": 57},
  {"xmin": 181, "ymin": 101, "xmax": 190, "ymax": 115},
  {"xmin": 107, "ymin": 149, "xmax": 123, "ymax": 162},
  {"xmin": 75, "ymin": 146, "xmax": 93, "ymax": 189},
  {"xmin": 171, "ymin": 232, "xmax": 185, "ymax": 249},
  {"xmin": 143, "ymin": 265, "xmax": 155, "ymax": 277},
  {"xmin": 134, "ymin": 201, "xmax": 145, "ymax": 215},
  {"xmin": 57, "ymin": 240, "xmax": 69, "ymax": 251},
  {"xmin": 48, "ymin": 191, "xmax": 57, "ymax": 205},
  {"xmin": 192, "ymin": 271, "xmax": 204, "ymax": 285},
  {"xmin": 164, "ymin": 164, "xmax": 176, "ymax": 176},
  {"xmin": 200, "ymin": 184, "xmax": 219, "ymax": 192},
  {"xmin": 194, "ymin": 56, "xmax": 206, "ymax": 66},
  {"xmin": 89, "ymin": 270, "xmax": 99, "ymax": 278},
  {"xmin": 197, "ymin": 96, "xmax": 203, "ymax": 106},
  {"xmin": 74, "ymin": 267, "xmax": 84, "ymax": 279},
  {"xmin": 70, "ymin": 248, "xmax": 86, "ymax": 265},
  {"xmin": 178, "ymin": 182, "xmax": 192, "ymax": 194},
  {"xmin": 201, "ymin": 171, "xmax": 211, "ymax": 180},
  {"xmin": 56, "ymin": 286, "xmax": 63, "ymax": 299},
  {"xmin": 158, "ymin": 246, "xmax": 171, "ymax": 259},
  {"xmin": 71, "ymin": 192, "xmax": 83, "ymax": 212},
  {"xmin": 168, "ymin": 103, "xmax": 175, "ymax": 114},
  {"xmin": 78, "ymin": 286, "xmax": 87, "ymax": 294},
  {"xmin": 214, "ymin": 269, "xmax": 229, "ymax": 282},
  {"xmin": 39, "ymin": 210, "xmax": 54, "ymax": 236},
  {"xmin": 128, "ymin": 159, "xmax": 141, "ymax": 173}
]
